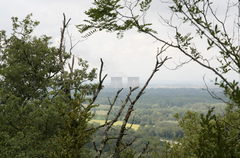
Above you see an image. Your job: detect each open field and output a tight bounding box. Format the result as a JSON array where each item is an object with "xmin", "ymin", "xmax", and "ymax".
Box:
[
  {"xmin": 95, "ymin": 110, "xmax": 108, "ymax": 115},
  {"xmin": 90, "ymin": 119, "xmax": 140, "ymax": 130}
]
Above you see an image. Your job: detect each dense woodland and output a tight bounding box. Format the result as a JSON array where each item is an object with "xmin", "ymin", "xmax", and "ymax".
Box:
[{"xmin": 0, "ymin": 0, "xmax": 240, "ymax": 157}]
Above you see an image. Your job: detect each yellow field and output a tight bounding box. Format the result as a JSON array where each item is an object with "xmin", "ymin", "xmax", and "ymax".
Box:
[
  {"xmin": 90, "ymin": 119, "xmax": 140, "ymax": 131},
  {"xmin": 95, "ymin": 110, "xmax": 108, "ymax": 115}
]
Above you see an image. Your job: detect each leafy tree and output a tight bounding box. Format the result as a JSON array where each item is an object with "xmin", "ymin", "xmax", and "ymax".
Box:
[
  {"xmin": 0, "ymin": 14, "xmax": 99, "ymax": 158},
  {"xmin": 0, "ymin": 13, "xmax": 165, "ymax": 158}
]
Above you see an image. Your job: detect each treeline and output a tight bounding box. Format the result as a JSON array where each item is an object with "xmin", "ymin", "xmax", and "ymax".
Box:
[{"xmin": 96, "ymin": 88, "xmax": 225, "ymax": 107}]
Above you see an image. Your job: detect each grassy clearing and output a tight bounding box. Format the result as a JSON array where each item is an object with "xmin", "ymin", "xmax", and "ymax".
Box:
[{"xmin": 90, "ymin": 119, "xmax": 140, "ymax": 131}]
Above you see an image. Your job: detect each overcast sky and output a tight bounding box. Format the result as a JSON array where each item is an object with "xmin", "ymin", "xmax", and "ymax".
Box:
[{"xmin": 1, "ymin": 0, "xmax": 237, "ymax": 86}]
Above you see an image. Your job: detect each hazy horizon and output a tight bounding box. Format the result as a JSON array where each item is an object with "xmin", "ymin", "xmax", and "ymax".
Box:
[{"xmin": 1, "ymin": 0, "xmax": 237, "ymax": 85}]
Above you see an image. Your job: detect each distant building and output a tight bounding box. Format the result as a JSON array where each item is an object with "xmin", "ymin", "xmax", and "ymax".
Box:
[
  {"xmin": 127, "ymin": 77, "xmax": 140, "ymax": 88},
  {"xmin": 110, "ymin": 77, "xmax": 123, "ymax": 88}
]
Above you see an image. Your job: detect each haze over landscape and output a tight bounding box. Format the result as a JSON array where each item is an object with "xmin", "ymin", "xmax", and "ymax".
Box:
[{"xmin": 0, "ymin": 0, "xmax": 228, "ymax": 87}]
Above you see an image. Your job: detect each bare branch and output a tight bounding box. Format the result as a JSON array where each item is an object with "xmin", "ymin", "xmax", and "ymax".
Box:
[
  {"xmin": 137, "ymin": 142, "xmax": 150, "ymax": 158},
  {"xmin": 113, "ymin": 46, "xmax": 170, "ymax": 158},
  {"xmin": 58, "ymin": 13, "xmax": 71, "ymax": 58},
  {"xmin": 89, "ymin": 58, "xmax": 107, "ymax": 106},
  {"xmin": 106, "ymin": 89, "xmax": 123, "ymax": 124},
  {"xmin": 202, "ymin": 75, "xmax": 228, "ymax": 104}
]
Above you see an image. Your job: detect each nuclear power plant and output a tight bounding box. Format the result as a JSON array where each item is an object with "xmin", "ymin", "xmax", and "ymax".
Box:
[
  {"xmin": 127, "ymin": 77, "xmax": 140, "ymax": 88},
  {"xmin": 110, "ymin": 77, "xmax": 140, "ymax": 88},
  {"xmin": 110, "ymin": 77, "xmax": 123, "ymax": 88}
]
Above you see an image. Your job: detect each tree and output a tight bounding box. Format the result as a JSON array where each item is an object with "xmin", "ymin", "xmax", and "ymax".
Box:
[
  {"xmin": 0, "ymin": 14, "xmax": 100, "ymax": 158},
  {"xmin": 79, "ymin": 0, "xmax": 240, "ymax": 157},
  {"xmin": 170, "ymin": 108, "xmax": 240, "ymax": 158}
]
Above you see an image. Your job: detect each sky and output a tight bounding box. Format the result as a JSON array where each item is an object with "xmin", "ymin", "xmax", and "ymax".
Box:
[{"xmin": 0, "ymin": 0, "xmax": 237, "ymax": 87}]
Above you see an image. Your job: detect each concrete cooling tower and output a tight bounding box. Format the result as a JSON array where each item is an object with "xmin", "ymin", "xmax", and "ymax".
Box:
[
  {"xmin": 110, "ymin": 77, "xmax": 123, "ymax": 88},
  {"xmin": 127, "ymin": 77, "xmax": 139, "ymax": 88}
]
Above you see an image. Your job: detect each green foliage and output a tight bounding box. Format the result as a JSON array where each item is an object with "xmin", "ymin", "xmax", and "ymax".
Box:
[
  {"xmin": 169, "ymin": 0, "xmax": 240, "ymax": 106},
  {"xmin": 0, "ymin": 15, "xmax": 62, "ymax": 100},
  {"xmin": 78, "ymin": 0, "xmax": 155, "ymax": 38},
  {"xmin": 0, "ymin": 15, "xmax": 98, "ymax": 157},
  {"xmin": 166, "ymin": 107, "xmax": 240, "ymax": 158}
]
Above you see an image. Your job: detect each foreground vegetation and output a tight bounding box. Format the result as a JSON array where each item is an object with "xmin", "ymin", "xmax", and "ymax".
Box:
[{"xmin": 1, "ymin": 0, "xmax": 240, "ymax": 157}]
